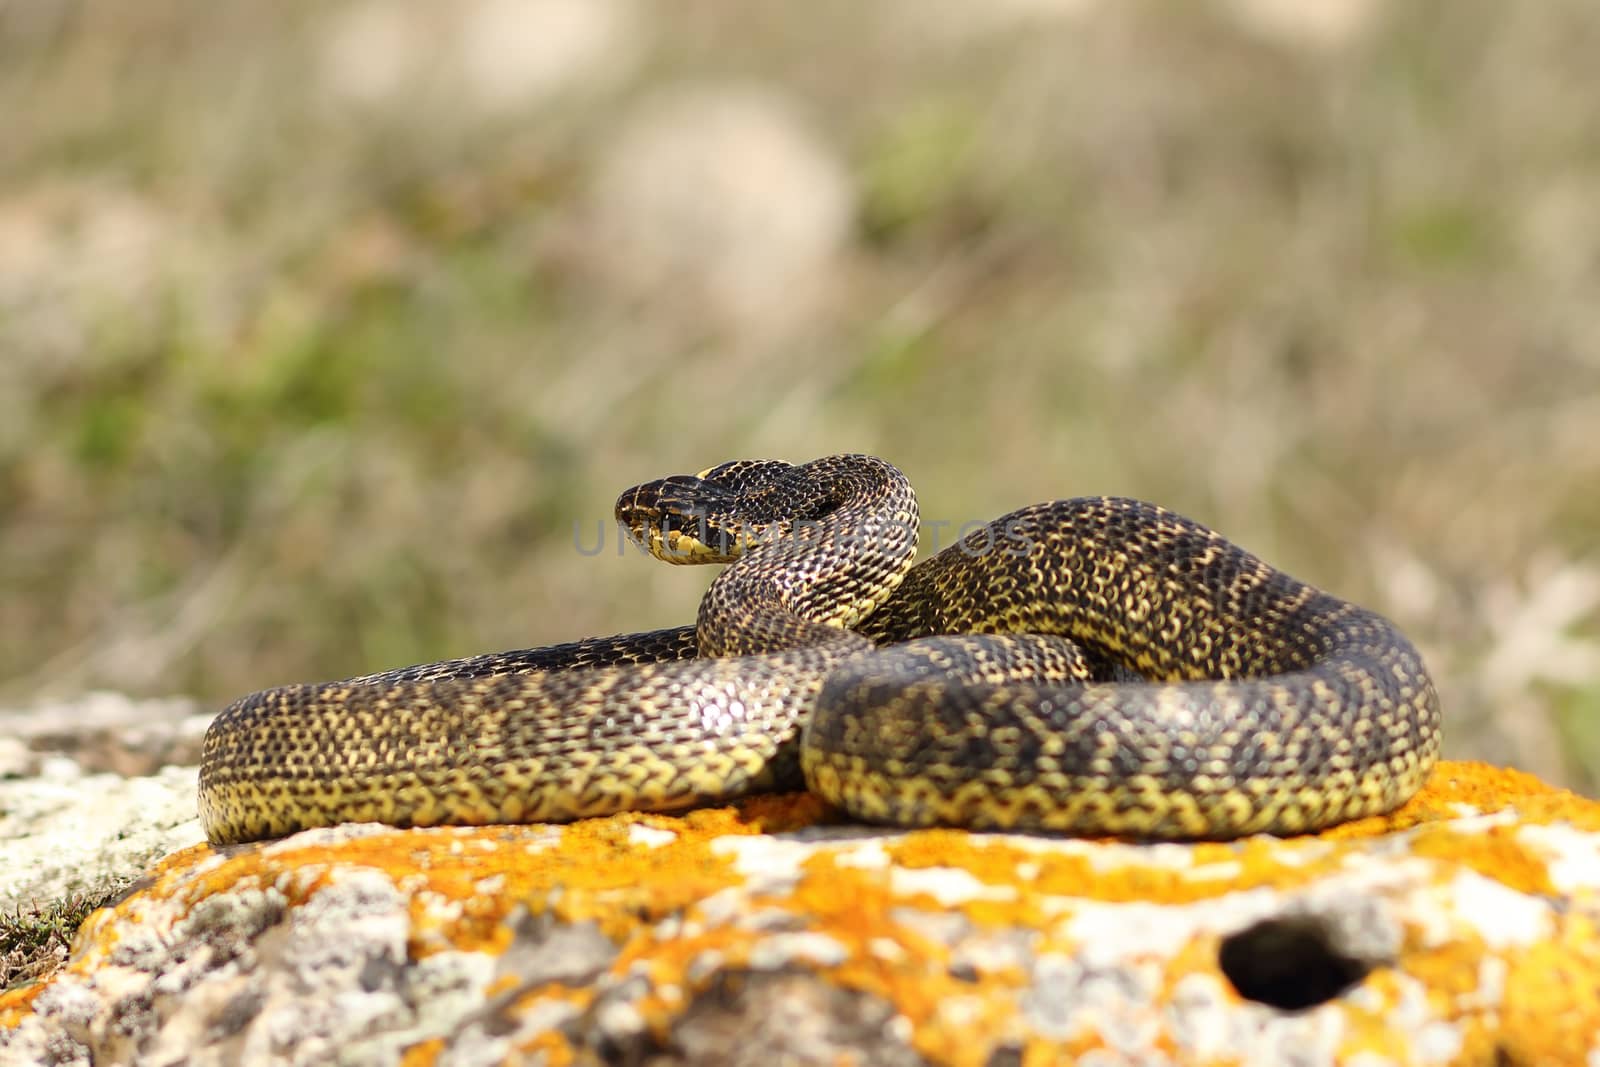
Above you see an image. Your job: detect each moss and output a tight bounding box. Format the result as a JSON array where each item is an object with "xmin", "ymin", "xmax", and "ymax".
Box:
[{"xmin": 0, "ymin": 878, "xmax": 133, "ymax": 1001}]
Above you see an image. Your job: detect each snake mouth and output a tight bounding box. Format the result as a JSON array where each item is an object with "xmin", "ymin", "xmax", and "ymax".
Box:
[
  {"xmin": 634, "ymin": 522, "xmax": 749, "ymax": 565},
  {"xmin": 616, "ymin": 473, "xmax": 755, "ymax": 565}
]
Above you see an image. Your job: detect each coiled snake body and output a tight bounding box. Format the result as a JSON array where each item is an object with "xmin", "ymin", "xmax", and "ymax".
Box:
[{"xmin": 199, "ymin": 454, "xmax": 1440, "ymax": 845}]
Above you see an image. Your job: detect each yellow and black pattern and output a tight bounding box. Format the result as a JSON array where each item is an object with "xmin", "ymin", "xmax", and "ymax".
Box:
[
  {"xmin": 198, "ymin": 454, "xmax": 1440, "ymax": 845},
  {"xmin": 809, "ymin": 498, "xmax": 1439, "ymax": 838}
]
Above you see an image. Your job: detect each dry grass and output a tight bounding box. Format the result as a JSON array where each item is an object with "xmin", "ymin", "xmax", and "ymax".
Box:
[
  {"xmin": 1, "ymin": 0, "xmax": 1597, "ymax": 790},
  {"xmin": 0, "ymin": 879, "xmax": 131, "ymax": 993}
]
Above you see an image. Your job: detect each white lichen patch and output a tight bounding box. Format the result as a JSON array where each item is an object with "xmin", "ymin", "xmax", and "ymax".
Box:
[
  {"xmin": 711, "ymin": 831, "xmax": 826, "ymax": 885},
  {"xmin": 986, "ymin": 832, "xmax": 1213, "ymax": 872},
  {"xmin": 826, "ymin": 838, "xmax": 894, "ymax": 871},
  {"xmin": 0, "ymin": 763, "xmax": 204, "ymax": 912},
  {"xmin": 1443, "ymin": 871, "xmax": 1554, "ymax": 949},
  {"xmin": 746, "ymin": 931, "xmax": 849, "ymax": 970},
  {"xmin": 627, "ymin": 823, "xmax": 678, "ymax": 848},
  {"xmin": 889, "ymin": 865, "xmax": 1016, "ymax": 907},
  {"xmin": 412, "ymin": 888, "xmax": 471, "ymax": 943},
  {"xmin": 1517, "ymin": 822, "xmax": 1600, "ymax": 893},
  {"xmin": 1065, "ymin": 898, "xmax": 1241, "ymax": 961},
  {"xmin": 262, "ymin": 822, "xmax": 397, "ymax": 852},
  {"xmin": 713, "ymin": 903, "xmax": 800, "ymax": 936}
]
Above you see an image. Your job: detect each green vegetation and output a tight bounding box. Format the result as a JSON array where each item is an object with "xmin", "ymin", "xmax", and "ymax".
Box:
[
  {"xmin": 1, "ymin": 0, "xmax": 1598, "ymax": 794},
  {"xmin": 1, "ymin": 880, "xmax": 132, "ymax": 993}
]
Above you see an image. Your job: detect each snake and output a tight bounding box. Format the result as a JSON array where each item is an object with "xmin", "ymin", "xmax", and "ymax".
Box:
[{"xmin": 198, "ymin": 453, "xmax": 1441, "ymax": 845}]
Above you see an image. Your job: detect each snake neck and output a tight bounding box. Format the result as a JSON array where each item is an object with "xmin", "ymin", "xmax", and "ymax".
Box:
[{"xmin": 695, "ymin": 454, "xmax": 920, "ymax": 658}]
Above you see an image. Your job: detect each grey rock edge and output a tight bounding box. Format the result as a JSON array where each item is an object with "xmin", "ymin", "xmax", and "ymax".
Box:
[{"xmin": 0, "ymin": 694, "xmax": 209, "ymax": 914}]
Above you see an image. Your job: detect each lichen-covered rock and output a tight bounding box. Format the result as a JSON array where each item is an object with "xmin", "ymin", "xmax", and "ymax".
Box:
[
  {"xmin": 4, "ymin": 761, "xmax": 1600, "ymax": 1066},
  {"xmin": 0, "ymin": 694, "xmax": 208, "ymax": 914}
]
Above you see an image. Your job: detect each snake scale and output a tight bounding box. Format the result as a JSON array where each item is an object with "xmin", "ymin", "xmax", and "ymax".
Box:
[{"xmin": 199, "ymin": 454, "xmax": 1441, "ymax": 845}]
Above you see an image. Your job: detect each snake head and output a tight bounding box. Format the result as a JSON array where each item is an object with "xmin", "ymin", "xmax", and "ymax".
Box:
[{"xmin": 615, "ymin": 460, "xmax": 818, "ymax": 565}]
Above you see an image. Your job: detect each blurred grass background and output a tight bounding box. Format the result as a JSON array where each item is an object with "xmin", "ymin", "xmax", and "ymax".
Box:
[{"xmin": 2, "ymin": 0, "xmax": 1598, "ymax": 791}]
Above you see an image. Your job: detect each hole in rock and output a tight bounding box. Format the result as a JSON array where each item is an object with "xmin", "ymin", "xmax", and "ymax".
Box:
[{"xmin": 1217, "ymin": 916, "xmax": 1372, "ymax": 1010}]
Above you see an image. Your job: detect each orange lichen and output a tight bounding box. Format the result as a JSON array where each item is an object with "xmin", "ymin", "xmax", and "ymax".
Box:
[
  {"xmin": 769, "ymin": 852, "xmax": 1024, "ymax": 1067},
  {"xmin": 1398, "ymin": 934, "xmax": 1488, "ymax": 1006},
  {"xmin": 1500, "ymin": 913, "xmax": 1600, "ymax": 1066},
  {"xmin": 0, "ymin": 983, "xmax": 45, "ymax": 1025},
  {"xmin": 1323, "ymin": 760, "xmax": 1600, "ymax": 838},
  {"xmin": 484, "ymin": 973, "xmax": 523, "ymax": 999},
  {"xmin": 1407, "ymin": 822, "xmax": 1558, "ymax": 896},
  {"xmin": 398, "ymin": 1037, "xmax": 443, "ymax": 1067},
  {"xmin": 1021, "ymin": 1032, "xmax": 1115, "ymax": 1066},
  {"xmin": 594, "ymin": 845, "xmax": 1031, "ymax": 1067},
  {"xmin": 30, "ymin": 793, "xmax": 829, "ymax": 991},
  {"xmin": 1333, "ymin": 968, "xmax": 1426, "ymax": 1061},
  {"xmin": 1395, "ymin": 928, "xmax": 1498, "ymax": 1060},
  {"xmin": 888, "ymin": 830, "xmax": 1366, "ymax": 911},
  {"xmin": 7, "ymin": 759, "xmax": 1600, "ymax": 1065},
  {"xmin": 1160, "ymin": 932, "xmax": 1241, "ymax": 1006},
  {"xmin": 886, "ymin": 761, "xmax": 1600, "ymax": 911},
  {"xmin": 791, "ymin": 852, "xmax": 956, "ymax": 995},
  {"xmin": 515, "ymin": 1027, "xmax": 580, "ymax": 1066}
]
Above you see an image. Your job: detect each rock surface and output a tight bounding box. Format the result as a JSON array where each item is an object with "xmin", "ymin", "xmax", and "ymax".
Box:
[
  {"xmin": 4, "ymin": 755, "xmax": 1600, "ymax": 1066},
  {"xmin": 0, "ymin": 694, "xmax": 208, "ymax": 913}
]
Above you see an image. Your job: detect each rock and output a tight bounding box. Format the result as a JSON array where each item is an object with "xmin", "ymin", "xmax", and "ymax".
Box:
[
  {"xmin": 0, "ymin": 762, "xmax": 204, "ymax": 916},
  {"xmin": 0, "ymin": 694, "xmax": 209, "ymax": 913},
  {"xmin": 0, "ymin": 692, "xmax": 212, "ymax": 778},
  {"xmin": 4, "ymin": 761, "xmax": 1600, "ymax": 1065},
  {"xmin": 0, "ymin": 740, "xmax": 33, "ymax": 780}
]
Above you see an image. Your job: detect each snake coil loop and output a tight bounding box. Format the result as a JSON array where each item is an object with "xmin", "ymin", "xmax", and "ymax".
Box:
[{"xmin": 199, "ymin": 454, "xmax": 1440, "ymax": 845}]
